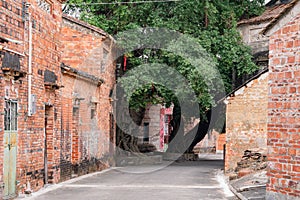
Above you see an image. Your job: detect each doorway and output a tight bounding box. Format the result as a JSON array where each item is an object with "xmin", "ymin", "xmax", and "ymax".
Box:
[
  {"xmin": 44, "ymin": 105, "xmax": 52, "ymax": 184},
  {"xmin": 3, "ymin": 100, "xmax": 18, "ymax": 199}
]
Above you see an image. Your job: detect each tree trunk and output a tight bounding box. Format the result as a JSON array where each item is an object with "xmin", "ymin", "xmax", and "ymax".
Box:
[
  {"xmin": 115, "ymin": 86, "xmax": 146, "ymax": 155},
  {"xmin": 167, "ymin": 106, "xmax": 212, "ymax": 154}
]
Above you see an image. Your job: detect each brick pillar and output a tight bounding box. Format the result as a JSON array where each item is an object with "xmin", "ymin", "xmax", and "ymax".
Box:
[{"xmin": 267, "ymin": 13, "xmax": 300, "ymax": 199}]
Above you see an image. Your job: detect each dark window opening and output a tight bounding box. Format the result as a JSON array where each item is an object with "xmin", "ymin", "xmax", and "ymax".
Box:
[
  {"xmin": 72, "ymin": 107, "xmax": 79, "ymax": 115},
  {"xmin": 91, "ymin": 109, "xmax": 96, "ymax": 119}
]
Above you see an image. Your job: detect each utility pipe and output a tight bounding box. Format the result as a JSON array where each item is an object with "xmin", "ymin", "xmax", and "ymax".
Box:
[{"xmin": 28, "ymin": 14, "xmax": 32, "ymax": 116}]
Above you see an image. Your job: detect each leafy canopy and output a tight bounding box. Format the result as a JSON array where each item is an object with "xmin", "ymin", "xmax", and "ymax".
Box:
[{"xmin": 65, "ymin": 0, "xmax": 264, "ymax": 118}]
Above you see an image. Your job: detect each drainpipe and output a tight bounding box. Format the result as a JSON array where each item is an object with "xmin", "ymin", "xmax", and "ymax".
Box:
[
  {"xmin": 22, "ymin": 2, "xmax": 32, "ymax": 116},
  {"xmin": 28, "ymin": 14, "xmax": 32, "ymax": 116}
]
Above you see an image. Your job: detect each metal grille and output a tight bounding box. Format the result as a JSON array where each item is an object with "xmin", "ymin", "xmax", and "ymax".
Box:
[{"xmin": 4, "ymin": 100, "xmax": 18, "ymax": 131}]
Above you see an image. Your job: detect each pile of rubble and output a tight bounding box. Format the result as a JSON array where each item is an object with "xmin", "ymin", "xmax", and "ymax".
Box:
[
  {"xmin": 231, "ymin": 148, "xmax": 267, "ymax": 179},
  {"xmin": 230, "ymin": 170, "xmax": 267, "ymax": 200}
]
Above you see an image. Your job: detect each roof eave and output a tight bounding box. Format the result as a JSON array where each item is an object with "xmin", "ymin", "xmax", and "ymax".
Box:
[{"xmin": 262, "ymin": 0, "xmax": 300, "ymax": 36}]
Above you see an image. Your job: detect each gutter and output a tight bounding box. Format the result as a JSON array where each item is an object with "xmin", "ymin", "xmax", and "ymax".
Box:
[{"xmin": 228, "ymin": 184, "xmax": 248, "ymax": 200}]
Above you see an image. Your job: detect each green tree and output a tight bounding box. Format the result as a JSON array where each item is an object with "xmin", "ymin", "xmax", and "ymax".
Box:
[{"xmin": 65, "ymin": 0, "xmax": 264, "ymax": 154}]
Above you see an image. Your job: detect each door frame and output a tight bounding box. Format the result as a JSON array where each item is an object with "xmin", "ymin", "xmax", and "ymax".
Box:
[
  {"xmin": 3, "ymin": 99, "xmax": 18, "ymax": 199},
  {"xmin": 44, "ymin": 105, "xmax": 53, "ymax": 185}
]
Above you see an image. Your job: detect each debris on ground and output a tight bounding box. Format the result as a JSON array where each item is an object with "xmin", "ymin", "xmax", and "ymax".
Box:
[
  {"xmin": 229, "ymin": 170, "xmax": 267, "ymax": 200},
  {"xmin": 229, "ymin": 148, "xmax": 268, "ymax": 180},
  {"xmin": 226, "ymin": 149, "xmax": 268, "ymax": 200}
]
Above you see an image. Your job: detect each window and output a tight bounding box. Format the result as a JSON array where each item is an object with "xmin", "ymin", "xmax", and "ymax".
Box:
[
  {"xmin": 91, "ymin": 109, "xmax": 96, "ymax": 119},
  {"xmin": 90, "ymin": 103, "xmax": 97, "ymax": 119},
  {"xmin": 4, "ymin": 100, "xmax": 18, "ymax": 131}
]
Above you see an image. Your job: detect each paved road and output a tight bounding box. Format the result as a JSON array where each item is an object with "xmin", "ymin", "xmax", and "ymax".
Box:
[{"xmin": 25, "ymin": 158, "xmax": 236, "ymax": 200}]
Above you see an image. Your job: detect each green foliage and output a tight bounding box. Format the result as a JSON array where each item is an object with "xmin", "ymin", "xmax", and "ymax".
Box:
[{"xmin": 65, "ymin": 0, "xmax": 264, "ymax": 117}]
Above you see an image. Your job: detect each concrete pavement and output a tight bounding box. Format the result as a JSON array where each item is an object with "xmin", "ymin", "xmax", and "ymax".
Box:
[{"xmin": 20, "ymin": 157, "xmax": 236, "ymax": 200}]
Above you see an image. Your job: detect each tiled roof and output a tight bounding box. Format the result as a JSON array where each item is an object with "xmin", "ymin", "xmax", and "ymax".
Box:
[
  {"xmin": 238, "ymin": 3, "xmax": 291, "ymax": 25},
  {"xmin": 62, "ymin": 14, "xmax": 108, "ymax": 37},
  {"xmin": 262, "ymin": 0, "xmax": 299, "ymax": 34}
]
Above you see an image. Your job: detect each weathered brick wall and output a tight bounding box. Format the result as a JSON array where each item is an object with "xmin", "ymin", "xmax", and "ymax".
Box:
[
  {"xmin": 60, "ymin": 16, "xmax": 116, "ymax": 179},
  {"xmin": 195, "ymin": 129, "xmax": 219, "ymax": 153},
  {"xmin": 267, "ymin": 12, "xmax": 300, "ymax": 199},
  {"xmin": 140, "ymin": 104, "xmax": 161, "ymax": 150},
  {"xmin": 0, "ymin": 0, "xmax": 63, "ymax": 196},
  {"xmin": 216, "ymin": 133, "xmax": 226, "ymax": 153},
  {"xmin": 60, "ymin": 74, "xmax": 108, "ymax": 179},
  {"xmin": 0, "ymin": 0, "xmax": 116, "ymax": 198},
  {"xmin": 0, "ymin": 1, "xmax": 24, "ymax": 197},
  {"xmin": 18, "ymin": 0, "xmax": 63, "ymax": 191},
  {"xmin": 225, "ymin": 72, "xmax": 268, "ymax": 172}
]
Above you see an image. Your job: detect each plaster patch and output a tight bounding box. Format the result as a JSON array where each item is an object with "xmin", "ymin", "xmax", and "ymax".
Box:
[{"xmin": 234, "ymin": 86, "xmax": 245, "ymax": 96}]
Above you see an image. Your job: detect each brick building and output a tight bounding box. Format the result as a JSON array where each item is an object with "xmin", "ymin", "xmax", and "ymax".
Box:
[
  {"xmin": 139, "ymin": 104, "xmax": 173, "ymax": 152},
  {"xmin": 264, "ymin": 0, "xmax": 300, "ymax": 199},
  {"xmin": 60, "ymin": 15, "xmax": 116, "ymax": 180},
  {"xmin": 224, "ymin": 70, "xmax": 268, "ymax": 172},
  {"xmin": 194, "ymin": 130, "xmax": 225, "ymax": 154},
  {"xmin": 190, "ymin": 1, "xmax": 290, "ymax": 163},
  {"xmin": 223, "ymin": 0, "xmax": 297, "ymax": 173},
  {"xmin": 0, "ymin": 0, "xmax": 116, "ymax": 199},
  {"xmin": 0, "ymin": 0, "xmax": 64, "ymax": 198},
  {"xmin": 237, "ymin": 0, "xmax": 295, "ymax": 68}
]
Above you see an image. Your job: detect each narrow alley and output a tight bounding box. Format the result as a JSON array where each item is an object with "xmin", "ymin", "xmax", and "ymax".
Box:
[{"xmin": 2, "ymin": 0, "xmax": 300, "ymax": 199}]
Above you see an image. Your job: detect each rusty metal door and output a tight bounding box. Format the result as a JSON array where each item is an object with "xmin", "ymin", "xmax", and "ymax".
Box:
[{"xmin": 3, "ymin": 100, "xmax": 18, "ymax": 199}]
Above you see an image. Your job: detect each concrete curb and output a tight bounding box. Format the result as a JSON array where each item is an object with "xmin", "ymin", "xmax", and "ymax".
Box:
[
  {"xmin": 17, "ymin": 167, "xmax": 116, "ymax": 200},
  {"xmin": 215, "ymin": 170, "xmax": 236, "ymax": 199},
  {"xmin": 228, "ymin": 183, "xmax": 248, "ymax": 200}
]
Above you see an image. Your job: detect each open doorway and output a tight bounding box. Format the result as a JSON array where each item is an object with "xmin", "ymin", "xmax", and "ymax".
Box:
[{"xmin": 44, "ymin": 105, "xmax": 53, "ymax": 184}]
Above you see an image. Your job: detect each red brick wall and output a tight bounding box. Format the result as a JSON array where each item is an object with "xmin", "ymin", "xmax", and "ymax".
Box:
[
  {"xmin": 61, "ymin": 17, "xmax": 116, "ymax": 137},
  {"xmin": 267, "ymin": 13, "xmax": 300, "ymax": 199},
  {"xmin": 0, "ymin": 0, "xmax": 63, "ymax": 196},
  {"xmin": 19, "ymin": 0, "xmax": 63, "ymax": 190},
  {"xmin": 60, "ymin": 17, "xmax": 116, "ymax": 179},
  {"xmin": 0, "ymin": 1, "xmax": 23, "ymax": 197},
  {"xmin": 0, "ymin": 1, "xmax": 116, "ymax": 198},
  {"xmin": 216, "ymin": 133, "xmax": 226, "ymax": 152},
  {"xmin": 225, "ymin": 72, "xmax": 268, "ymax": 172}
]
